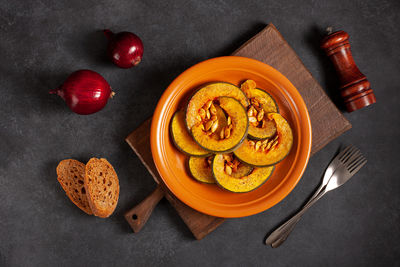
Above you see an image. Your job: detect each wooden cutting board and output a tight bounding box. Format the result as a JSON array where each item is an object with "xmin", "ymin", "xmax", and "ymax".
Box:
[{"xmin": 125, "ymin": 23, "xmax": 351, "ymax": 240}]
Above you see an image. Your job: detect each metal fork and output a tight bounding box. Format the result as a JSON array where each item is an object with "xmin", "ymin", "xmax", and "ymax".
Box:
[
  {"xmin": 268, "ymin": 146, "xmax": 357, "ymax": 234},
  {"xmin": 265, "ymin": 145, "xmax": 367, "ymax": 248}
]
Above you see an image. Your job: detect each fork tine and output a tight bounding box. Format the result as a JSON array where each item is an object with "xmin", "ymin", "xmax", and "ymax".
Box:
[
  {"xmin": 346, "ymin": 147, "xmax": 360, "ymax": 162},
  {"xmin": 336, "ymin": 145, "xmax": 353, "ymax": 160},
  {"xmin": 350, "ymin": 158, "xmax": 367, "ymax": 174},
  {"xmin": 338, "ymin": 145, "xmax": 355, "ymax": 161},
  {"xmin": 341, "ymin": 146, "xmax": 359, "ymax": 163},
  {"xmin": 348, "ymin": 155, "xmax": 365, "ymax": 171},
  {"xmin": 345, "ymin": 150, "xmax": 362, "ymax": 167}
]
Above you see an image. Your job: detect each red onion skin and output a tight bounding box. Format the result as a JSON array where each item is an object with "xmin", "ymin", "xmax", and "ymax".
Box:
[
  {"xmin": 104, "ymin": 29, "xmax": 144, "ymax": 69},
  {"xmin": 50, "ymin": 70, "xmax": 113, "ymax": 115}
]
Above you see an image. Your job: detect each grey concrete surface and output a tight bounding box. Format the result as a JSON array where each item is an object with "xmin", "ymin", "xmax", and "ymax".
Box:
[{"xmin": 1, "ymin": 0, "xmax": 399, "ymax": 266}]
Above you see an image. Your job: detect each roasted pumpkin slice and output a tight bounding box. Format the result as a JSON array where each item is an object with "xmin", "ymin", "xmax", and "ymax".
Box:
[
  {"xmin": 209, "ymin": 104, "xmax": 228, "ymax": 141},
  {"xmin": 247, "ymin": 119, "xmax": 277, "ymax": 140},
  {"xmin": 234, "ymin": 113, "xmax": 293, "ymax": 166},
  {"xmin": 191, "ymin": 96, "xmax": 248, "ymax": 153},
  {"xmin": 186, "ymin": 82, "xmax": 248, "ymax": 130},
  {"xmin": 240, "ymin": 80, "xmax": 278, "ymax": 113},
  {"xmin": 212, "ymin": 154, "xmax": 274, "ymax": 193},
  {"xmin": 219, "ymin": 153, "xmax": 253, "ymax": 178},
  {"xmin": 240, "ymin": 80, "xmax": 279, "ymax": 139},
  {"xmin": 170, "ymin": 111, "xmax": 211, "ymax": 157},
  {"xmin": 245, "ymin": 88, "xmax": 279, "ymax": 140},
  {"xmin": 245, "ymin": 88, "xmax": 278, "ymax": 113},
  {"xmin": 188, "ymin": 156, "xmax": 215, "ymax": 184},
  {"xmin": 230, "ymin": 163, "xmax": 253, "ymax": 178}
]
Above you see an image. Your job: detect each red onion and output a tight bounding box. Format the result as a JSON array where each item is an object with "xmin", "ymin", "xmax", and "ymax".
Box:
[
  {"xmin": 104, "ymin": 29, "xmax": 144, "ymax": 69},
  {"xmin": 49, "ymin": 70, "xmax": 114, "ymax": 115}
]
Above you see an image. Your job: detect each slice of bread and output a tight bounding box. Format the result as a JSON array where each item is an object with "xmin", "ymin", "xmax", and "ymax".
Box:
[
  {"xmin": 56, "ymin": 159, "xmax": 93, "ymax": 215},
  {"xmin": 84, "ymin": 158, "xmax": 119, "ymax": 218}
]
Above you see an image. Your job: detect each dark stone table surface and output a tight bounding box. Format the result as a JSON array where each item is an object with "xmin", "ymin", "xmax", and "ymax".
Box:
[{"xmin": 1, "ymin": 1, "xmax": 399, "ymax": 266}]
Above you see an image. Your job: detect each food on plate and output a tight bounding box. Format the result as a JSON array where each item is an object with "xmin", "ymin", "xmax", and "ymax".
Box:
[
  {"xmin": 191, "ymin": 96, "xmax": 248, "ymax": 153},
  {"xmin": 170, "ymin": 80, "xmax": 293, "ymax": 192},
  {"xmin": 234, "ymin": 113, "xmax": 293, "ymax": 166},
  {"xmin": 213, "ymin": 153, "xmax": 253, "ymax": 178},
  {"xmin": 188, "ymin": 156, "xmax": 215, "ymax": 184},
  {"xmin": 212, "ymin": 154, "xmax": 274, "ymax": 193},
  {"xmin": 170, "ymin": 110, "xmax": 211, "ymax": 157},
  {"xmin": 240, "ymin": 80, "xmax": 279, "ymax": 140},
  {"xmin": 186, "ymin": 82, "xmax": 248, "ymax": 130}
]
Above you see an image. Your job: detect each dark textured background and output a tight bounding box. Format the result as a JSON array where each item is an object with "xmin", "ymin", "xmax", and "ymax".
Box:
[{"xmin": 1, "ymin": 0, "xmax": 399, "ymax": 266}]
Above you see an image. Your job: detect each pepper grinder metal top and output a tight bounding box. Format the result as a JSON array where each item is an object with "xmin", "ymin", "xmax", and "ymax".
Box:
[{"xmin": 320, "ymin": 28, "xmax": 376, "ymax": 112}]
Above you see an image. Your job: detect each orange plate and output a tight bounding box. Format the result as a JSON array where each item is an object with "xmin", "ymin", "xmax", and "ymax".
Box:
[{"xmin": 151, "ymin": 56, "xmax": 312, "ymax": 218}]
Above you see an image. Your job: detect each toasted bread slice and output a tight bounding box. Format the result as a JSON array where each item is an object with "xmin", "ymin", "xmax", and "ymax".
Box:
[
  {"xmin": 84, "ymin": 158, "xmax": 119, "ymax": 218},
  {"xmin": 57, "ymin": 159, "xmax": 93, "ymax": 215}
]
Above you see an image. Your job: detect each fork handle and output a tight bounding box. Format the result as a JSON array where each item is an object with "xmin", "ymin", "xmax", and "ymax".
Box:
[
  {"xmin": 268, "ymin": 216, "xmax": 301, "ymax": 248},
  {"xmin": 305, "ymin": 182, "xmax": 326, "ymax": 207},
  {"xmin": 267, "ymin": 184, "xmax": 325, "ymax": 245},
  {"xmin": 266, "ymin": 187, "xmax": 327, "ymax": 247}
]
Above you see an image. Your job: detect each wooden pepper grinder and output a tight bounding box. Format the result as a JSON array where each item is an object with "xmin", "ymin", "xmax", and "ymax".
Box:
[{"xmin": 320, "ymin": 28, "xmax": 376, "ymax": 112}]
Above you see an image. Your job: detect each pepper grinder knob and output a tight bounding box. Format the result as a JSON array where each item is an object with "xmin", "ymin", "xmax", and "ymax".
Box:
[{"xmin": 320, "ymin": 28, "xmax": 376, "ymax": 112}]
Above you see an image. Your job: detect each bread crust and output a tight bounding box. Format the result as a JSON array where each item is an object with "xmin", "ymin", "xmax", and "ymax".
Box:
[
  {"xmin": 84, "ymin": 158, "xmax": 119, "ymax": 218},
  {"xmin": 56, "ymin": 159, "xmax": 93, "ymax": 215}
]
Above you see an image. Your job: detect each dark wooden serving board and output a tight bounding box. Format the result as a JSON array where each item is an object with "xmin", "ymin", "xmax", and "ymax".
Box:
[
  {"xmin": 125, "ymin": 23, "xmax": 351, "ymax": 240},
  {"xmin": 126, "ymin": 119, "xmax": 224, "ymax": 240}
]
